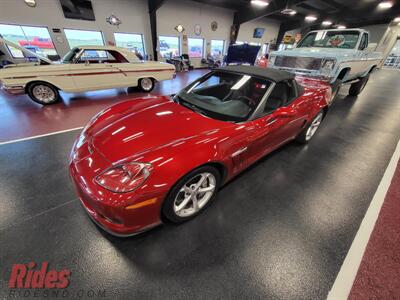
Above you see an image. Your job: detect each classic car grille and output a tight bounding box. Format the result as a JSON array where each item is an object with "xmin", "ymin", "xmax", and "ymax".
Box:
[{"xmin": 274, "ymin": 56, "xmax": 322, "ymax": 70}]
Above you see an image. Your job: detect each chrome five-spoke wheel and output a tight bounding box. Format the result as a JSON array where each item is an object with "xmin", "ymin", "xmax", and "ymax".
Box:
[{"xmin": 173, "ymin": 172, "xmax": 216, "ymax": 217}]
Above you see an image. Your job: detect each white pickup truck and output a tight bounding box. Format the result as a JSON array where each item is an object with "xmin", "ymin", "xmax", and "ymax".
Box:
[{"xmin": 269, "ymin": 29, "xmax": 382, "ymax": 99}]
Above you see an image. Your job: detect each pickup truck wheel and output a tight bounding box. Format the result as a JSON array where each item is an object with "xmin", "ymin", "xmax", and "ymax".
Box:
[
  {"xmin": 349, "ymin": 74, "xmax": 369, "ymax": 96},
  {"xmin": 331, "ymin": 79, "xmax": 342, "ymax": 101},
  {"xmin": 296, "ymin": 110, "xmax": 324, "ymax": 144},
  {"xmin": 27, "ymin": 82, "xmax": 60, "ymax": 105},
  {"xmin": 138, "ymin": 78, "xmax": 154, "ymax": 92}
]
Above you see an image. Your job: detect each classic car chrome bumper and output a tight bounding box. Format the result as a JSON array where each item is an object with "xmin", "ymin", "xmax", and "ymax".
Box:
[{"xmin": 0, "ymin": 83, "xmax": 26, "ymax": 95}]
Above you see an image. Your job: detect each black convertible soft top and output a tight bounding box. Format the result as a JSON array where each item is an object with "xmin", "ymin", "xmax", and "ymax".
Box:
[{"xmin": 218, "ymin": 65, "xmax": 295, "ymax": 83}]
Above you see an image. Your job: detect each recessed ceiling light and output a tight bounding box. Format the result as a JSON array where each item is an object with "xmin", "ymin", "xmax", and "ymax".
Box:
[
  {"xmin": 281, "ymin": 8, "xmax": 297, "ymax": 15},
  {"xmin": 394, "ymin": 17, "xmax": 400, "ymax": 22},
  {"xmin": 322, "ymin": 20, "xmax": 333, "ymax": 26},
  {"xmin": 305, "ymin": 15, "xmax": 317, "ymax": 22},
  {"xmin": 251, "ymin": 0, "xmax": 269, "ymax": 7},
  {"xmin": 378, "ymin": 1, "xmax": 393, "ymax": 9},
  {"xmin": 337, "ymin": 25, "xmax": 346, "ymax": 29}
]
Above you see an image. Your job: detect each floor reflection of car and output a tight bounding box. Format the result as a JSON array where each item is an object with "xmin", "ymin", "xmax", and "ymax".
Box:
[
  {"xmin": 0, "ymin": 42, "xmax": 175, "ymax": 105},
  {"xmin": 69, "ymin": 65, "xmax": 332, "ymax": 237}
]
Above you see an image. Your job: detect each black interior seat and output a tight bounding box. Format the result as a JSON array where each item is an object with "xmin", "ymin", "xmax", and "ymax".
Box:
[{"xmin": 264, "ymin": 82, "xmax": 288, "ymax": 112}]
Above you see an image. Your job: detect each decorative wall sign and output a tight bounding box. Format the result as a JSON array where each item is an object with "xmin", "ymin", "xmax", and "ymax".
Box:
[
  {"xmin": 175, "ymin": 24, "xmax": 185, "ymax": 33},
  {"xmin": 194, "ymin": 24, "xmax": 202, "ymax": 36},
  {"xmin": 106, "ymin": 15, "xmax": 122, "ymax": 27},
  {"xmin": 25, "ymin": 0, "xmax": 36, "ymax": 7},
  {"xmin": 211, "ymin": 21, "xmax": 218, "ymax": 31}
]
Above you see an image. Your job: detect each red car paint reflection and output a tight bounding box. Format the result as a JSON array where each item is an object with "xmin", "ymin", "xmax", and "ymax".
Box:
[{"xmin": 69, "ymin": 69, "xmax": 331, "ymax": 237}]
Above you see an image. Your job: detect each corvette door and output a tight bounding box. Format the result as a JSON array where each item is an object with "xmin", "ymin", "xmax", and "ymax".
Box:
[
  {"xmin": 70, "ymin": 50, "xmax": 125, "ymax": 91},
  {"xmin": 247, "ymin": 81, "xmax": 308, "ymax": 163}
]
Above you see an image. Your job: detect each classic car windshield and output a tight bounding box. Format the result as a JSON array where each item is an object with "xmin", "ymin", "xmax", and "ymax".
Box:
[
  {"xmin": 298, "ymin": 30, "xmax": 360, "ymax": 49},
  {"xmin": 175, "ymin": 71, "xmax": 272, "ymax": 122}
]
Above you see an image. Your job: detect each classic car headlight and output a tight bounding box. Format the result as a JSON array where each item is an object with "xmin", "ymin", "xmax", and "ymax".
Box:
[
  {"xmin": 95, "ymin": 162, "xmax": 152, "ymax": 193},
  {"xmin": 321, "ymin": 58, "xmax": 336, "ymax": 77},
  {"xmin": 269, "ymin": 55, "xmax": 276, "ymax": 66},
  {"xmin": 321, "ymin": 58, "xmax": 336, "ymax": 70}
]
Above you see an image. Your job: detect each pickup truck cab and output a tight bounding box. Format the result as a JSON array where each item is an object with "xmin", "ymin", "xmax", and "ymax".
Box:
[{"xmin": 268, "ymin": 29, "xmax": 382, "ymax": 100}]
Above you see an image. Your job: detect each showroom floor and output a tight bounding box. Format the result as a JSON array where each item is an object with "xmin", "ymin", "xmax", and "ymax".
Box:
[{"xmin": 1, "ymin": 69, "xmax": 400, "ymax": 299}]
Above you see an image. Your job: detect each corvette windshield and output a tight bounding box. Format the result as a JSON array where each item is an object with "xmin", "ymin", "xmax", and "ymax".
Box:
[
  {"xmin": 175, "ymin": 71, "xmax": 272, "ymax": 122},
  {"xmin": 298, "ymin": 30, "xmax": 360, "ymax": 49}
]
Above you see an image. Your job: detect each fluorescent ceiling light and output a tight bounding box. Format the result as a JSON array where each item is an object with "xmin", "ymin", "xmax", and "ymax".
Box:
[
  {"xmin": 305, "ymin": 15, "xmax": 317, "ymax": 22},
  {"xmin": 251, "ymin": 0, "xmax": 269, "ymax": 7},
  {"xmin": 378, "ymin": 1, "xmax": 393, "ymax": 9},
  {"xmin": 337, "ymin": 25, "xmax": 346, "ymax": 29},
  {"xmin": 281, "ymin": 8, "xmax": 297, "ymax": 15},
  {"xmin": 322, "ymin": 20, "xmax": 333, "ymax": 26},
  {"xmin": 394, "ymin": 17, "xmax": 400, "ymax": 22}
]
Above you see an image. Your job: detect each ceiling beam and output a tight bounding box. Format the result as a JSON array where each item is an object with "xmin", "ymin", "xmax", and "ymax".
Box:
[{"xmin": 233, "ymin": 0, "xmax": 306, "ymax": 25}]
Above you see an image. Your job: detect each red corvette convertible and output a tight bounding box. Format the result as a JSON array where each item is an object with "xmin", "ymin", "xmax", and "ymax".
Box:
[{"xmin": 69, "ymin": 66, "xmax": 332, "ymax": 236}]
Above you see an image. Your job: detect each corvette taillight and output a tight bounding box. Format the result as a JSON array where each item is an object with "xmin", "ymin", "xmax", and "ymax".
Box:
[{"xmin": 95, "ymin": 162, "xmax": 152, "ymax": 193}]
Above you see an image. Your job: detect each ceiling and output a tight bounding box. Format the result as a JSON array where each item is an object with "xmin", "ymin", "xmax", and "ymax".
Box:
[{"xmin": 190, "ymin": 0, "xmax": 400, "ymax": 30}]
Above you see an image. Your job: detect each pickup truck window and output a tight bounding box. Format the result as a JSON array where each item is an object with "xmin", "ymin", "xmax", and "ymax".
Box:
[{"xmin": 298, "ymin": 30, "xmax": 360, "ymax": 49}]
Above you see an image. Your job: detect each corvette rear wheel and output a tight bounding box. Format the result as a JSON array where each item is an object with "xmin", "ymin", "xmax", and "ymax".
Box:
[
  {"xmin": 27, "ymin": 82, "xmax": 60, "ymax": 105},
  {"xmin": 138, "ymin": 78, "xmax": 154, "ymax": 92},
  {"xmin": 162, "ymin": 166, "xmax": 221, "ymax": 223},
  {"xmin": 296, "ymin": 110, "xmax": 324, "ymax": 144}
]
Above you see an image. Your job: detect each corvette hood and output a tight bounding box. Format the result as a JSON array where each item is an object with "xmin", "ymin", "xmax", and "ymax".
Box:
[{"xmin": 90, "ymin": 96, "xmax": 230, "ymax": 162}]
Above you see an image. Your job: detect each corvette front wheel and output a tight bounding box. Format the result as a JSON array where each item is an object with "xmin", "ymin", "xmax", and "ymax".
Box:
[{"xmin": 162, "ymin": 166, "xmax": 221, "ymax": 223}]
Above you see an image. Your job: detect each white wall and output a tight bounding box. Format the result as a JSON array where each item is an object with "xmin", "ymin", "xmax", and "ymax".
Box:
[
  {"xmin": 157, "ymin": 0, "xmax": 234, "ymax": 66},
  {"xmin": 237, "ymin": 18, "xmax": 281, "ymax": 46},
  {"xmin": 0, "ymin": 0, "xmax": 152, "ymax": 57}
]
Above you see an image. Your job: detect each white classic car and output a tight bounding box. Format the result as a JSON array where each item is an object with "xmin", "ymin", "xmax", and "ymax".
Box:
[{"xmin": 0, "ymin": 38, "xmax": 175, "ymax": 105}]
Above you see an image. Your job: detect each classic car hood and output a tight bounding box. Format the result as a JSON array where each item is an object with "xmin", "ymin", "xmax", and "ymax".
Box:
[
  {"xmin": 90, "ymin": 96, "xmax": 231, "ymax": 162},
  {"xmin": 273, "ymin": 47, "xmax": 355, "ymax": 59}
]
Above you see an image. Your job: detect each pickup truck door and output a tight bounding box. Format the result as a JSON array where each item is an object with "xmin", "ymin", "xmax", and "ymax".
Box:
[{"xmin": 350, "ymin": 33, "xmax": 370, "ymax": 77}]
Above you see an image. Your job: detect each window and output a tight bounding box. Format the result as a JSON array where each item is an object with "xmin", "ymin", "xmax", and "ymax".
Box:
[
  {"xmin": 210, "ymin": 40, "xmax": 224, "ymax": 56},
  {"xmin": 114, "ymin": 33, "xmax": 145, "ymax": 56},
  {"xmin": 0, "ymin": 24, "xmax": 57, "ymax": 58},
  {"xmin": 64, "ymin": 48, "xmax": 129, "ymax": 64},
  {"xmin": 64, "ymin": 29, "xmax": 104, "ymax": 49},
  {"xmin": 188, "ymin": 38, "xmax": 204, "ymax": 58},
  {"xmin": 159, "ymin": 36, "xmax": 180, "ymax": 58},
  {"xmin": 359, "ymin": 33, "xmax": 368, "ymax": 50}
]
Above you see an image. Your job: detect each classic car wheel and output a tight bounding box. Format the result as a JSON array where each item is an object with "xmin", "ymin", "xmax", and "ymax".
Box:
[
  {"xmin": 28, "ymin": 83, "xmax": 60, "ymax": 105},
  {"xmin": 162, "ymin": 166, "xmax": 221, "ymax": 223},
  {"xmin": 138, "ymin": 78, "xmax": 154, "ymax": 92},
  {"xmin": 296, "ymin": 110, "xmax": 324, "ymax": 144},
  {"xmin": 349, "ymin": 74, "xmax": 369, "ymax": 96}
]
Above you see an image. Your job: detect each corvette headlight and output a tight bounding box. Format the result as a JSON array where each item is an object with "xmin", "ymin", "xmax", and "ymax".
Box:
[{"xmin": 95, "ymin": 162, "xmax": 152, "ymax": 193}]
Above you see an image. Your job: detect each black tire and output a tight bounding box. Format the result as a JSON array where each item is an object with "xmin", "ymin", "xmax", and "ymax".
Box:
[
  {"xmin": 296, "ymin": 110, "xmax": 325, "ymax": 144},
  {"xmin": 349, "ymin": 74, "xmax": 369, "ymax": 96},
  {"xmin": 27, "ymin": 82, "xmax": 60, "ymax": 105},
  {"xmin": 138, "ymin": 78, "xmax": 154, "ymax": 92},
  {"xmin": 162, "ymin": 166, "xmax": 221, "ymax": 223},
  {"xmin": 330, "ymin": 79, "xmax": 342, "ymax": 102}
]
